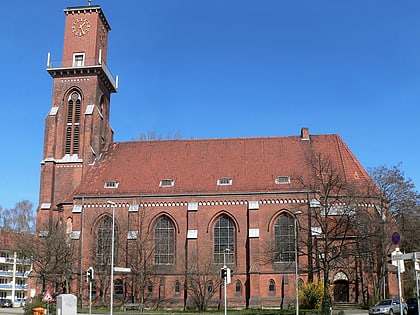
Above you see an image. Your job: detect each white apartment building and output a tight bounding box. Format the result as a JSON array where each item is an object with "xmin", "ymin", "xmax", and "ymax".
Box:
[{"xmin": 0, "ymin": 247, "xmax": 31, "ymax": 307}]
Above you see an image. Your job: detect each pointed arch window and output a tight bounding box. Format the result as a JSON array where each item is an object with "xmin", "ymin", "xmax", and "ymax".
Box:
[
  {"xmin": 154, "ymin": 216, "xmax": 175, "ymax": 265},
  {"xmin": 147, "ymin": 281, "xmax": 153, "ymax": 296},
  {"xmin": 269, "ymin": 279, "xmax": 276, "ymax": 295},
  {"xmin": 66, "ymin": 217, "xmax": 73, "ymax": 234},
  {"xmin": 97, "ymin": 215, "xmax": 117, "ymax": 266},
  {"xmin": 174, "ymin": 280, "xmax": 181, "ymax": 296},
  {"xmin": 235, "ymin": 280, "xmax": 242, "ymax": 296},
  {"xmin": 114, "ymin": 279, "xmax": 123, "ymax": 295},
  {"xmin": 274, "ymin": 214, "xmax": 295, "ymax": 262},
  {"xmin": 65, "ymin": 91, "xmax": 81, "ymax": 155},
  {"xmin": 206, "ymin": 281, "xmax": 214, "ymax": 296},
  {"xmin": 214, "ymin": 215, "xmax": 235, "ymax": 264}
]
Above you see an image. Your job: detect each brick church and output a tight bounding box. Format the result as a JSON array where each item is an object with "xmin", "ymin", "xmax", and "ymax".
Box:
[{"xmin": 34, "ymin": 4, "xmax": 398, "ymax": 310}]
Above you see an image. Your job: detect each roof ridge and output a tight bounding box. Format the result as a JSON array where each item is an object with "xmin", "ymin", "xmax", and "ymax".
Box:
[{"xmin": 112, "ymin": 133, "xmax": 338, "ymax": 145}]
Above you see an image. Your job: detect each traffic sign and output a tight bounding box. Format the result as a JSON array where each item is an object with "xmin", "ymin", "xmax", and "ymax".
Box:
[
  {"xmin": 392, "ymin": 232, "xmax": 400, "ymax": 245},
  {"xmin": 42, "ymin": 290, "xmax": 53, "ymax": 302},
  {"xmin": 113, "ymin": 267, "xmax": 131, "ymax": 272}
]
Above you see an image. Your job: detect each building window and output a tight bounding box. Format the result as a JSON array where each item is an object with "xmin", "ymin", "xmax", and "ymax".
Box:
[
  {"xmin": 159, "ymin": 179, "xmax": 174, "ymax": 187},
  {"xmin": 214, "ymin": 216, "xmax": 235, "ymax": 264},
  {"xmin": 154, "ymin": 216, "xmax": 175, "ymax": 265},
  {"xmin": 97, "ymin": 215, "xmax": 117, "ymax": 266},
  {"xmin": 174, "ymin": 280, "xmax": 181, "ymax": 295},
  {"xmin": 269, "ymin": 279, "xmax": 276, "ymax": 295},
  {"xmin": 17, "ymin": 292, "xmax": 26, "ymax": 300},
  {"xmin": 147, "ymin": 281, "xmax": 153, "ymax": 296},
  {"xmin": 206, "ymin": 281, "xmax": 213, "ymax": 296},
  {"xmin": 298, "ymin": 278, "xmax": 304, "ymax": 288},
  {"xmin": 17, "ymin": 279, "xmax": 25, "ymax": 286},
  {"xmin": 274, "ymin": 214, "xmax": 295, "ymax": 263},
  {"xmin": 235, "ymin": 280, "xmax": 242, "ymax": 296},
  {"xmin": 114, "ymin": 279, "xmax": 123, "ymax": 295},
  {"xmin": 65, "ymin": 92, "xmax": 81, "ymax": 155},
  {"xmin": 217, "ymin": 178, "xmax": 232, "ymax": 186},
  {"xmin": 104, "ymin": 181, "xmax": 119, "ymax": 188},
  {"xmin": 275, "ymin": 176, "xmax": 290, "ymax": 184},
  {"xmin": 66, "ymin": 217, "xmax": 73, "ymax": 234},
  {"xmin": 73, "ymin": 53, "xmax": 85, "ymax": 67}
]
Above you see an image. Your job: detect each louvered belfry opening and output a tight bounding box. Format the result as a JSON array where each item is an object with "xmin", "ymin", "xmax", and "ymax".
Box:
[{"xmin": 65, "ymin": 91, "xmax": 81, "ymax": 155}]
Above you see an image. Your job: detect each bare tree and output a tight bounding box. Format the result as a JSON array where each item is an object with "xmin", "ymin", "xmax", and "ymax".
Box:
[
  {"xmin": 87, "ymin": 214, "xmax": 116, "ymax": 306},
  {"xmin": 296, "ymin": 152, "xmax": 382, "ymax": 314},
  {"xmin": 86, "ymin": 206, "xmax": 159, "ymax": 308},
  {"xmin": 185, "ymin": 249, "xmax": 223, "ymax": 311},
  {"xmin": 369, "ymin": 164, "xmax": 420, "ymax": 247},
  {"xmin": 369, "ymin": 164, "xmax": 420, "ymax": 298},
  {"xmin": 18, "ymin": 221, "xmax": 76, "ymax": 294},
  {"xmin": 0, "ymin": 200, "xmax": 35, "ymax": 233},
  {"xmin": 122, "ymin": 207, "xmax": 156, "ymax": 306}
]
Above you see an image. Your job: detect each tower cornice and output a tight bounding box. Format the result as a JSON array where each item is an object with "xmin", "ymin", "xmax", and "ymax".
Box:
[
  {"xmin": 47, "ymin": 63, "xmax": 117, "ymax": 93},
  {"xmin": 64, "ymin": 5, "xmax": 111, "ymax": 31}
]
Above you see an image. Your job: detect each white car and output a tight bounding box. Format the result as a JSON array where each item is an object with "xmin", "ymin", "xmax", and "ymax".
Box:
[{"xmin": 369, "ymin": 299, "xmax": 408, "ymax": 315}]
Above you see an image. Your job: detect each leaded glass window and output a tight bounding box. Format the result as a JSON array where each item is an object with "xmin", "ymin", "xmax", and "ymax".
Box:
[
  {"xmin": 214, "ymin": 216, "xmax": 235, "ymax": 264},
  {"xmin": 97, "ymin": 215, "xmax": 117, "ymax": 266},
  {"xmin": 274, "ymin": 214, "xmax": 295, "ymax": 262},
  {"xmin": 154, "ymin": 216, "xmax": 175, "ymax": 265}
]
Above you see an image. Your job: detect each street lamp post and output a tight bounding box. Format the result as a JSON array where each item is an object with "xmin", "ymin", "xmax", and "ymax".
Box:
[
  {"xmin": 294, "ymin": 211, "xmax": 302, "ymax": 315},
  {"xmin": 107, "ymin": 201, "xmax": 116, "ymax": 315}
]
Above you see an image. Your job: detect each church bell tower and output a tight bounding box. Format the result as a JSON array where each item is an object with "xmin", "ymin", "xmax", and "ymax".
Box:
[{"xmin": 39, "ymin": 5, "xmax": 117, "ymax": 217}]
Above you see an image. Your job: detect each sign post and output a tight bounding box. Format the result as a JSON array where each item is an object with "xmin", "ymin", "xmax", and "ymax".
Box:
[
  {"xmin": 42, "ymin": 290, "xmax": 53, "ymax": 315},
  {"xmin": 390, "ymin": 231, "xmax": 420, "ymax": 315},
  {"xmin": 86, "ymin": 267, "xmax": 94, "ymax": 315},
  {"xmin": 415, "ymin": 252, "xmax": 420, "ymax": 315}
]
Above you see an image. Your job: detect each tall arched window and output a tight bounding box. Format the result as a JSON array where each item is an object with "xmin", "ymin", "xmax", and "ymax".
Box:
[
  {"xmin": 274, "ymin": 214, "xmax": 295, "ymax": 262},
  {"xmin": 154, "ymin": 216, "xmax": 175, "ymax": 265},
  {"xmin": 65, "ymin": 91, "xmax": 81, "ymax": 155},
  {"xmin": 214, "ymin": 215, "xmax": 235, "ymax": 264},
  {"xmin": 97, "ymin": 215, "xmax": 117, "ymax": 266}
]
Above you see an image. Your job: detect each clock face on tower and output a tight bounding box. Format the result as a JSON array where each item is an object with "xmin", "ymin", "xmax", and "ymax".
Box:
[{"xmin": 72, "ymin": 18, "xmax": 91, "ymax": 36}]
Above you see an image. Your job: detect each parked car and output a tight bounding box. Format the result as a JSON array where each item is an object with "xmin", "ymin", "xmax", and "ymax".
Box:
[
  {"xmin": 0, "ymin": 299, "xmax": 12, "ymax": 308},
  {"xmin": 369, "ymin": 299, "xmax": 408, "ymax": 315},
  {"xmin": 406, "ymin": 298, "xmax": 418, "ymax": 315}
]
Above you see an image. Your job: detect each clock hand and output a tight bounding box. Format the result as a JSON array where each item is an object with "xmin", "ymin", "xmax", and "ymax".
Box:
[{"xmin": 79, "ymin": 23, "xmax": 86, "ymax": 35}]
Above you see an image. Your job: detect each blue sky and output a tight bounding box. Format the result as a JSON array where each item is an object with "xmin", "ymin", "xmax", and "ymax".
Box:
[{"xmin": 1, "ymin": 1, "xmax": 419, "ymax": 210}]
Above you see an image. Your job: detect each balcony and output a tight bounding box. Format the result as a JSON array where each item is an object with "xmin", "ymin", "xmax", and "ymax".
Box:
[{"xmin": 47, "ymin": 54, "xmax": 118, "ymax": 93}]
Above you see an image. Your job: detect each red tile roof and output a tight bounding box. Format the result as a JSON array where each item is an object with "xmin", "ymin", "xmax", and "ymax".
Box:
[
  {"xmin": 0, "ymin": 231, "xmax": 26, "ymax": 249},
  {"xmin": 73, "ymin": 132, "xmax": 372, "ymax": 198}
]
